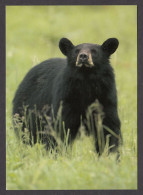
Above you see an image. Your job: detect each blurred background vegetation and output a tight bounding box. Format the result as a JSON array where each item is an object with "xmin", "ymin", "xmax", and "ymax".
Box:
[{"xmin": 6, "ymin": 6, "xmax": 137, "ymax": 190}]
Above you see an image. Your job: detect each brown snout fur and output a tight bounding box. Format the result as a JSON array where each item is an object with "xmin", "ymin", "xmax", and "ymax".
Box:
[{"xmin": 76, "ymin": 50, "xmax": 94, "ymax": 67}]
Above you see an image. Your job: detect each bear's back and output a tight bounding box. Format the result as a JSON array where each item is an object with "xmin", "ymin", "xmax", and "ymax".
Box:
[{"xmin": 13, "ymin": 58, "xmax": 67, "ymax": 115}]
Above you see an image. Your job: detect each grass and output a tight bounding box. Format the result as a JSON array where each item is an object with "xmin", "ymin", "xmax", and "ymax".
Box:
[{"xmin": 6, "ymin": 6, "xmax": 137, "ymax": 190}]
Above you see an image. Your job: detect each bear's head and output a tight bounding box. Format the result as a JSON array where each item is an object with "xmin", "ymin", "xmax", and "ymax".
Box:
[{"xmin": 59, "ymin": 38, "xmax": 119, "ymax": 69}]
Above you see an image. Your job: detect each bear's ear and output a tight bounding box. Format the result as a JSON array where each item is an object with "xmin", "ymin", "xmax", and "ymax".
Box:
[
  {"xmin": 59, "ymin": 38, "xmax": 74, "ymax": 56},
  {"xmin": 101, "ymin": 38, "xmax": 119, "ymax": 55}
]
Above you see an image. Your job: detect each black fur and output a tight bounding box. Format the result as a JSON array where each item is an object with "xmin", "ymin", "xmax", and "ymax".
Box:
[{"xmin": 13, "ymin": 38, "xmax": 122, "ymax": 153}]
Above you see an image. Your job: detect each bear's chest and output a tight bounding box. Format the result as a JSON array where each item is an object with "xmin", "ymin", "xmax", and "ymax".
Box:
[
  {"xmin": 65, "ymin": 73, "xmax": 104, "ymax": 107},
  {"xmin": 76, "ymin": 77, "xmax": 102, "ymax": 102}
]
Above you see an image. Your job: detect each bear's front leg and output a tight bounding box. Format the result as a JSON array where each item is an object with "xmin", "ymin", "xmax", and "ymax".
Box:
[
  {"xmin": 61, "ymin": 104, "xmax": 81, "ymax": 144},
  {"xmin": 102, "ymin": 110, "xmax": 122, "ymax": 153}
]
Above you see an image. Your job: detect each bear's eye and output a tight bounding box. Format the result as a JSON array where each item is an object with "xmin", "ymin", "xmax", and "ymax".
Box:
[
  {"xmin": 91, "ymin": 49, "xmax": 97, "ymax": 54},
  {"xmin": 75, "ymin": 49, "xmax": 80, "ymax": 54}
]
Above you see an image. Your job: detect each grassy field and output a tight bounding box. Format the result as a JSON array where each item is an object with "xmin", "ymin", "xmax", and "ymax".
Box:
[{"xmin": 6, "ymin": 6, "xmax": 137, "ymax": 190}]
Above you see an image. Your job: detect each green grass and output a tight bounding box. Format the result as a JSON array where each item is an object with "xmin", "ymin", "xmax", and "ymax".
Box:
[{"xmin": 6, "ymin": 6, "xmax": 137, "ymax": 190}]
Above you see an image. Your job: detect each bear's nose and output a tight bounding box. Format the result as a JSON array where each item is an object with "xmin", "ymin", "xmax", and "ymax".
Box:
[{"xmin": 79, "ymin": 53, "xmax": 89, "ymax": 62}]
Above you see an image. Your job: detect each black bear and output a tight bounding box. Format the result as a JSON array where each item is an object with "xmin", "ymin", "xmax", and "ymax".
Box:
[{"xmin": 13, "ymin": 38, "xmax": 122, "ymax": 154}]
